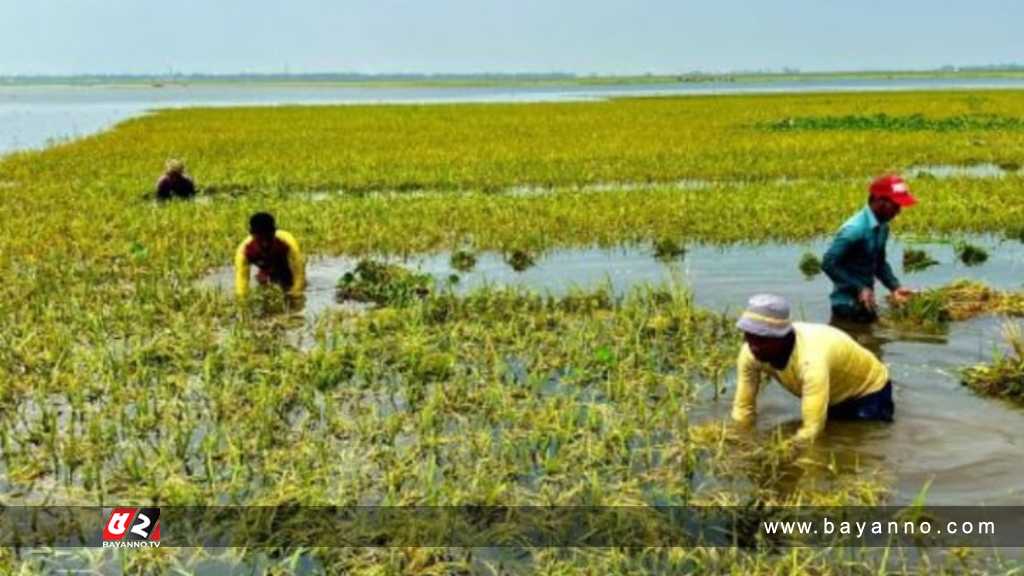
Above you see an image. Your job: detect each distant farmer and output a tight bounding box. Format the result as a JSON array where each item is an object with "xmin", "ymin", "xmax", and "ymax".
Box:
[
  {"xmin": 821, "ymin": 174, "xmax": 917, "ymax": 323},
  {"xmin": 234, "ymin": 212, "xmax": 306, "ymax": 298},
  {"xmin": 732, "ymin": 294, "xmax": 894, "ymax": 442},
  {"xmin": 156, "ymin": 159, "xmax": 196, "ymax": 200}
]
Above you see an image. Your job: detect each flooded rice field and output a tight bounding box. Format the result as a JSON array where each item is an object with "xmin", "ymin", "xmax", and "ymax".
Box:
[{"xmin": 205, "ymin": 234, "xmax": 1024, "ymax": 506}]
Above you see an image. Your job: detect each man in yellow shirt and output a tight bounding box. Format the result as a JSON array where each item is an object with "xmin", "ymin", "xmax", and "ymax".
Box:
[
  {"xmin": 731, "ymin": 294, "xmax": 893, "ymax": 442},
  {"xmin": 234, "ymin": 212, "xmax": 306, "ymax": 298}
]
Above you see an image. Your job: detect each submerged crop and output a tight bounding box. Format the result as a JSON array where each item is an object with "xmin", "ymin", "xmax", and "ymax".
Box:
[
  {"xmin": 962, "ymin": 323, "xmax": 1024, "ymax": 404},
  {"xmin": 884, "ymin": 280, "xmax": 1024, "ymax": 331},
  {"xmin": 902, "ymin": 248, "xmax": 940, "ymax": 272},
  {"xmin": 4, "ymin": 90, "xmax": 1024, "ymax": 573}
]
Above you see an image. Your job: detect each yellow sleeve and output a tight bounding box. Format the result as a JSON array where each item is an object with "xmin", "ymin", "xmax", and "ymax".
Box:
[
  {"xmin": 278, "ymin": 231, "xmax": 306, "ymax": 297},
  {"xmin": 794, "ymin": 359, "xmax": 830, "ymax": 442},
  {"xmin": 731, "ymin": 344, "xmax": 762, "ymax": 426},
  {"xmin": 234, "ymin": 237, "xmax": 251, "ymax": 298}
]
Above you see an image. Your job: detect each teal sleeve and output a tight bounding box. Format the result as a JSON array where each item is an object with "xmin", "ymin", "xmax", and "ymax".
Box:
[
  {"xmin": 876, "ymin": 244, "xmax": 901, "ymax": 291},
  {"xmin": 822, "ymin": 226, "xmax": 866, "ymax": 293}
]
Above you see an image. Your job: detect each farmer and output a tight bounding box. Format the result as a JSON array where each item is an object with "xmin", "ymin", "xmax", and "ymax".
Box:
[
  {"xmin": 732, "ymin": 294, "xmax": 894, "ymax": 443},
  {"xmin": 155, "ymin": 159, "xmax": 196, "ymax": 200},
  {"xmin": 234, "ymin": 212, "xmax": 306, "ymax": 298},
  {"xmin": 822, "ymin": 174, "xmax": 917, "ymax": 323}
]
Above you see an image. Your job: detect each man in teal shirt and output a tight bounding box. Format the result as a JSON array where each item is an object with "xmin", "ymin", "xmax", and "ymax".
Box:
[{"xmin": 822, "ymin": 175, "xmax": 917, "ymax": 323}]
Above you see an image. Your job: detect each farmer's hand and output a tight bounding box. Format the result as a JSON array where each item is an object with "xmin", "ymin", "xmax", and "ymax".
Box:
[
  {"xmin": 891, "ymin": 287, "xmax": 915, "ymax": 304},
  {"xmin": 256, "ymin": 269, "xmax": 271, "ymax": 285},
  {"xmin": 858, "ymin": 287, "xmax": 877, "ymax": 312}
]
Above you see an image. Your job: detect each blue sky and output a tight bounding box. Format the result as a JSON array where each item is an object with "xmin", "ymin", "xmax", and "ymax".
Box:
[{"xmin": 2, "ymin": 0, "xmax": 1021, "ymax": 75}]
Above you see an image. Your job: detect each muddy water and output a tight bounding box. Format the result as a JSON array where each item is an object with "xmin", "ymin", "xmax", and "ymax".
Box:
[{"xmin": 203, "ymin": 234, "xmax": 1024, "ymax": 505}]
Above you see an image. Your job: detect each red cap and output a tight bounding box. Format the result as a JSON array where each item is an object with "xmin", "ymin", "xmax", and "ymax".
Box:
[{"xmin": 869, "ymin": 175, "xmax": 917, "ymax": 207}]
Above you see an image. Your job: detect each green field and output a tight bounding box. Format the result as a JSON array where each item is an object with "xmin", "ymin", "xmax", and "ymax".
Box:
[{"xmin": 2, "ymin": 91, "xmax": 1023, "ymax": 573}]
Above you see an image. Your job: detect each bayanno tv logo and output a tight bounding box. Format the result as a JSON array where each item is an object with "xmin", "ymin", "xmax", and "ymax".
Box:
[{"xmin": 102, "ymin": 507, "xmax": 161, "ymax": 548}]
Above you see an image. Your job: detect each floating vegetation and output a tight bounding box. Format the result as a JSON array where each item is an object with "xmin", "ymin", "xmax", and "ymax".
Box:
[
  {"xmin": 962, "ymin": 323, "xmax": 1024, "ymax": 404},
  {"xmin": 653, "ymin": 238, "xmax": 687, "ymax": 262},
  {"xmin": 885, "ymin": 280, "xmax": 1024, "ymax": 330},
  {"xmin": 797, "ymin": 252, "xmax": 822, "ymax": 278},
  {"xmin": 449, "ymin": 250, "xmax": 478, "ymax": 272},
  {"xmin": 335, "ymin": 259, "xmax": 432, "ymax": 306},
  {"xmin": 766, "ymin": 113, "xmax": 1024, "ymax": 132},
  {"xmin": 954, "ymin": 241, "xmax": 989, "ymax": 266},
  {"xmin": 505, "ymin": 249, "xmax": 537, "ymax": 272},
  {"xmin": 902, "ymin": 248, "xmax": 940, "ymax": 272}
]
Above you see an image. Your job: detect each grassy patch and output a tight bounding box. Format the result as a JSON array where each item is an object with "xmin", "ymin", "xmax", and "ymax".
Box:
[{"xmin": 766, "ymin": 113, "xmax": 1024, "ymax": 132}]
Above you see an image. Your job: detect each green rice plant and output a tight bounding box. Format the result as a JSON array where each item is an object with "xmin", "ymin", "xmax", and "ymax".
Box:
[
  {"xmin": 954, "ymin": 241, "xmax": 989, "ymax": 266},
  {"xmin": 962, "ymin": 323, "xmax": 1024, "ymax": 404},
  {"xmin": 449, "ymin": 250, "xmax": 477, "ymax": 272},
  {"xmin": 797, "ymin": 252, "xmax": 822, "ymax": 278},
  {"xmin": 902, "ymin": 248, "xmax": 940, "ymax": 272},
  {"xmin": 885, "ymin": 289, "xmax": 951, "ymax": 331},
  {"xmin": 335, "ymin": 259, "xmax": 431, "ymax": 306},
  {"xmin": 505, "ymin": 249, "xmax": 536, "ymax": 272},
  {"xmin": 653, "ymin": 238, "xmax": 687, "ymax": 262},
  {"xmin": 884, "ymin": 280, "xmax": 1024, "ymax": 330}
]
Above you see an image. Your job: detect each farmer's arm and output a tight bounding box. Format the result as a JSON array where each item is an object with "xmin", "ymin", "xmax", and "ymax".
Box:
[
  {"xmin": 822, "ymin": 226, "xmax": 866, "ymax": 293},
  {"xmin": 731, "ymin": 345, "xmax": 762, "ymax": 427},
  {"xmin": 279, "ymin": 232, "xmax": 306, "ymax": 296},
  {"xmin": 795, "ymin": 359, "xmax": 830, "ymax": 442},
  {"xmin": 234, "ymin": 238, "xmax": 251, "ymax": 298},
  {"xmin": 875, "ymin": 241, "xmax": 901, "ymax": 292}
]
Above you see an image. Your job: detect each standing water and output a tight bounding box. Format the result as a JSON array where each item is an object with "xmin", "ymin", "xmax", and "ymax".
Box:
[{"xmin": 205, "ymin": 234, "xmax": 1024, "ymax": 505}]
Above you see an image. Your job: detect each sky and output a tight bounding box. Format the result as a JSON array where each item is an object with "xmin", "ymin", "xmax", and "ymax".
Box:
[{"xmin": 1, "ymin": 0, "xmax": 1022, "ymax": 76}]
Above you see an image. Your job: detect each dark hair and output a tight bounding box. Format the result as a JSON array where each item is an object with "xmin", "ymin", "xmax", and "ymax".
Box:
[{"xmin": 249, "ymin": 212, "xmax": 276, "ymax": 236}]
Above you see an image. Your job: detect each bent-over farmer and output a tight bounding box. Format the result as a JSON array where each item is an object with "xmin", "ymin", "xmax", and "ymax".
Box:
[
  {"xmin": 234, "ymin": 212, "xmax": 306, "ymax": 298},
  {"xmin": 156, "ymin": 159, "xmax": 196, "ymax": 200},
  {"xmin": 822, "ymin": 174, "xmax": 917, "ymax": 323},
  {"xmin": 732, "ymin": 294, "xmax": 894, "ymax": 442}
]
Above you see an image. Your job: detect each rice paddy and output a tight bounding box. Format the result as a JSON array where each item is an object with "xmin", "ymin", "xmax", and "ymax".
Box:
[
  {"xmin": 883, "ymin": 280, "xmax": 1024, "ymax": 333},
  {"xmin": 3, "ymin": 90, "xmax": 1024, "ymax": 573},
  {"xmin": 962, "ymin": 323, "xmax": 1024, "ymax": 404}
]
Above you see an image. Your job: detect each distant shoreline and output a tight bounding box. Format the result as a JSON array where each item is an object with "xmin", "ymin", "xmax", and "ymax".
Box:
[{"xmin": 5, "ymin": 69, "xmax": 1024, "ymax": 89}]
